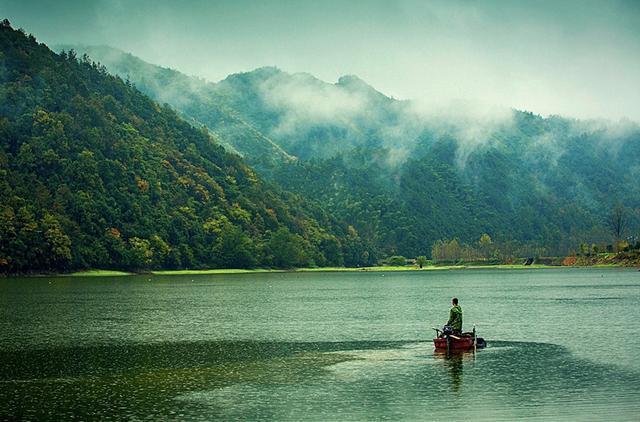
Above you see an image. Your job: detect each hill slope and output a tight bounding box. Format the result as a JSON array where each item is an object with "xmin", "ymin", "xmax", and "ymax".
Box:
[
  {"xmin": 53, "ymin": 45, "xmax": 296, "ymax": 173},
  {"xmin": 65, "ymin": 45, "xmax": 640, "ymax": 258},
  {"xmin": 0, "ymin": 22, "xmax": 366, "ymax": 273}
]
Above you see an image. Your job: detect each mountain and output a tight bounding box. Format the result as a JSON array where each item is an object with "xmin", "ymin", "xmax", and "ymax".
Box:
[
  {"xmin": 0, "ymin": 22, "xmax": 372, "ymax": 274},
  {"xmin": 54, "ymin": 45, "xmax": 296, "ymax": 173},
  {"xmin": 61, "ymin": 45, "xmax": 640, "ymax": 259},
  {"xmin": 57, "ymin": 46, "xmax": 411, "ymax": 161}
]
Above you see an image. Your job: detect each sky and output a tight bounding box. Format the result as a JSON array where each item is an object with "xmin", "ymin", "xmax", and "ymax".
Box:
[{"xmin": 2, "ymin": 0, "xmax": 639, "ymax": 121}]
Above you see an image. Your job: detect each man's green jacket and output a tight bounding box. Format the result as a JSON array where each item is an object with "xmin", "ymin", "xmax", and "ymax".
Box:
[{"xmin": 447, "ymin": 305, "xmax": 463, "ymax": 332}]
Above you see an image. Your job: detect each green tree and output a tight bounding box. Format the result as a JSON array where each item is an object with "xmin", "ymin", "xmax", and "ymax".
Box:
[
  {"xmin": 0, "ymin": 206, "xmax": 16, "ymax": 271},
  {"xmin": 266, "ymin": 227, "xmax": 308, "ymax": 268},
  {"xmin": 416, "ymin": 255, "xmax": 428, "ymax": 268},
  {"xmin": 149, "ymin": 235, "xmax": 170, "ymax": 267},
  {"xmin": 608, "ymin": 204, "xmax": 627, "ymax": 244},
  {"xmin": 41, "ymin": 214, "xmax": 72, "ymax": 269},
  {"xmin": 578, "ymin": 243, "xmax": 590, "ymax": 257},
  {"xmin": 319, "ymin": 235, "xmax": 344, "ymax": 267},
  {"xmin": 477, "ymin": 233, "xmax": 493, "ymax": 260},
  {"xmin": 13, "ymin": 207, "xmax": 42, "ymax": 271},
  {"xmin": 128, "ymin": 237, "xmax": 153, "ymax": 269},
  {"xmin": 387, "ymin": 255, "xmax": 406, "ymax": 266},
  {"xmin": 213, "ymin": 224, "xmax": 257, "ymax": 268}
]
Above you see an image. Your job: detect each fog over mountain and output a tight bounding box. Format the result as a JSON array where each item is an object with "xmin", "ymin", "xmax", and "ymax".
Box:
[
  {"xmin": 4, "ymin": 0, "xmax": 640, "ymax": 121},
  {"xmin": 2, "ymin": 2, "xmax": 639, "ymax": 274},
  {"xmin": 56, "ymin": 44, "xmax": 640, "ymax": 258},
  {"xmin": 60, "ymin": 44, "xmax": 640, "ymax": 164}
]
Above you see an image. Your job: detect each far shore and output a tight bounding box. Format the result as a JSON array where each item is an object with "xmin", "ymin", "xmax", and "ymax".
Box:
[
  {"xmin": 4, "ymin": 262, "xmax": 631, "ymax": 278},
  {"xmin": 55, "ymin": 262, "xmax": 625, "ymax": 277},
  {"xmin": 67, "ymin": 264, "xmax": 555, "ymax": 277}
]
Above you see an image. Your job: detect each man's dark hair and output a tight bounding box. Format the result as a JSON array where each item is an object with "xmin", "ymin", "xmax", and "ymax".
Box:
[{"xmin": 452, "ymin": 297, "xmax": 458, "ymax": 305}]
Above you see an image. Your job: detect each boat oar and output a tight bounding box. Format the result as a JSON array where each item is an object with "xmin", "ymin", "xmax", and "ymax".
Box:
[{"xmin": 433, "ymin": 327, "xmax": 460, "ymax": 340}]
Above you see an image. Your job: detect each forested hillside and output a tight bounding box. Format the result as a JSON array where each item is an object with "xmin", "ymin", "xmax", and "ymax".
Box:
[
  {"xmin": 0, "ymin": 22, "xmax": 371, "ymax": 274},
  {"xmin": 53, "ymin": 45, "xmax": 296, "ymax": 175},
  {"xmin": 67, "ymin": 45, "xmax": 640, "ymax": 258}
]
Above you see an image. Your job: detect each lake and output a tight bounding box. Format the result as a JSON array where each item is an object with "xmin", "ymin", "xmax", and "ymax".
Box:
[{"xmin": 1, "ymin": 268, "xmax": 639, "ymax": 420}]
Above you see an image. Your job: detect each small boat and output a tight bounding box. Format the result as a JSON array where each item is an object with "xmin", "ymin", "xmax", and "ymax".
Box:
[{"xmin": 433, "ymin": 325, "xmax": 486, "ymax": 351}]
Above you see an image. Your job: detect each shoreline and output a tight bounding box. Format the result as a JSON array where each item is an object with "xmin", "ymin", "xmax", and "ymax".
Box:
[{"xmin": 5, "ymin": 262, "xmax": 629, "ymax": 278}]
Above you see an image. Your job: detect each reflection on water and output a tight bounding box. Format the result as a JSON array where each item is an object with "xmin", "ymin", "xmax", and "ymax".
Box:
[
  {"xmin": 2, "ymin": 340, "xmax": 639, "ymax": 421},
  {"xmin": 434, "ymin": 350, "xmax": 467, "ymax": 391}
]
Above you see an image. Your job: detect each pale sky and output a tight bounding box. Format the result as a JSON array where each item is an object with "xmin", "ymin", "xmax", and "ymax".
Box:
[{"xmin": 2, "ymin": 0, "xmax": 639, "ymax": 120}]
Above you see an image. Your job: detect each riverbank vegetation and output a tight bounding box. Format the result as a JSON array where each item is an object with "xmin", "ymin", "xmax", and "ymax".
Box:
[
  {"xmin": 68, "ymin": 45, "xmax": 640, "ymax": 262},
  {"xmin": 1, "ymin": 23, "xmax": 639, "ymax": 275},
  {"xmin": 61, "ymin": 263, "xmax": 556, "ymax": 277}
]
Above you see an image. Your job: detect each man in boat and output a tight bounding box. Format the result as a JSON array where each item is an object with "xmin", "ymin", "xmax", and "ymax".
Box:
[{"xmin": 446, "ymin": 297, "xmax": 463, "ymax": 335}]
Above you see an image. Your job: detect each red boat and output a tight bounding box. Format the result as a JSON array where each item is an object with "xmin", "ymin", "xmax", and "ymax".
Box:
[{"xmin": 433, "ymin": 326, "xmax": 486, "ymax": 351}]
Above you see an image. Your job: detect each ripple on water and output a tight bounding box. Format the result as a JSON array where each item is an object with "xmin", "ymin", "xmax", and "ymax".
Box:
[{"xmin": 1, "ymin": 340, "xmax": 640, "ymax": 420}]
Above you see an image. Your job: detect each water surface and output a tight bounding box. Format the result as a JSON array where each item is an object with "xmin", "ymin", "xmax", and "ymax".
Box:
[{"xmin": 1, "ymin": 268, "xmax": 639, "ymax": 420}]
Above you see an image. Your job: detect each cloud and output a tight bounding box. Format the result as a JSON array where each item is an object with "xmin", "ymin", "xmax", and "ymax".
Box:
[
  {"xmin": 259, "ymin": 72, "xmax": 370, "ymax": 138},
  {"xmin": 256, "ymin": 69, "xmax": 521, "ymax": 167},
  {"xmin": 408, "ymin": 99, "xmax": 516, "ymax": 167}
]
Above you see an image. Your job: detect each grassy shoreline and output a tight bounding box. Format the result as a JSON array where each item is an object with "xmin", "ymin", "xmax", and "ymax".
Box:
[
  {"xmin": 6, "ymin": 262, "xmax": 632, "ymax": 278},
  {"xmin": 59, "ymin": 263, "xmax": 588, "ymax": 277}
]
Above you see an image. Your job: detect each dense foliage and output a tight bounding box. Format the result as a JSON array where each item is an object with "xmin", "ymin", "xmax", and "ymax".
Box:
[
  {"xmin": 71, "ymin": 45, "xmax": 640, "ymax": 259},
  {"xmin": 3, "ymin": 27, "xmax": 637, "ymax": 274},
  {"xmin": 0, "ymin": 22, "xmax": 365, "ymax": 273}
]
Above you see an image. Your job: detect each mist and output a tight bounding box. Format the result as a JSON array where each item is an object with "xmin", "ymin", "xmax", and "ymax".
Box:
[
  {"xmin": 2, "ymin": 0, "xmax": 639, "ymax": 122},
  {"xmin": 259, "ymin": 72, "xmax": 371, "ymax": 139}
]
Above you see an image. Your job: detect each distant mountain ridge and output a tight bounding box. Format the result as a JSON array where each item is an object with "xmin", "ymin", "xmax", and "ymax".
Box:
[
  {"xmin": 58, "ymin": 44, "xmax": 640, "ymax": 258},
  {"xmin": 54, "ymin": 45, "xmax": 296, "ymax": 169}
]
